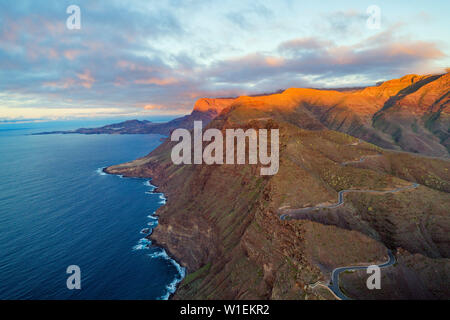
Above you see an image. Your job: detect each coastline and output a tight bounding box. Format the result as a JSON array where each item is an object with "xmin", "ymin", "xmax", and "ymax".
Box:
[{"xmin": 101, "ymin": 166, "xmax": 186, "ymax": 300}]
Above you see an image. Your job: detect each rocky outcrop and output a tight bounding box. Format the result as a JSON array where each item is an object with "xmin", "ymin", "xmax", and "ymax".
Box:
[
  {"xmin": 105, "ymin": 72, "xmax": 450, "ymax": 300},
  {"xmin": 38, "ymin": 72, "xmax": 449, "ymax": 158},
  {"xmin": 35, "ymin": 98, "xmax": 236, "ymax": 136},
  {"xmin": 373, "ymin": 73, "xmax": 450, "ymax": 156},
  {"xmin": 192, "ymin": 98, "xmax": 236, "ymax": 114}
]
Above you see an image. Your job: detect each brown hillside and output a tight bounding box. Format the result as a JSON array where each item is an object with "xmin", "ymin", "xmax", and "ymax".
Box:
[{"xmin": 105, "ymin": 83, "xmax": 450, "ymax": 299}]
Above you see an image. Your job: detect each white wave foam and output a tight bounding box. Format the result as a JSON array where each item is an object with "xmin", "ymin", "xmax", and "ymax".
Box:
[
  {"xmin": 144, "ymin": 180, "xmax": 156, "ymax": 188},
  {"xmin": 136, "ymin": 179, "xmax": 180, "ymax": 299},
  {"xmin": 132, "ymin": 238, "xmax": 152, "ymax": 250},
  {"xmin": 96, "ymin": 167, "xmax": 107, "ymax": 176},
  {"xmin": 132, "ymin": 244, "xmax": 149, "ymax": 250},
  {"xmin": 147, "ymin": 221, "xmax": 158, "ymax": 227},
  {"xmin": 143, "ymin": 180, "xmax": 152, "ymax": 187},
  {"xmin": 148, "ymin": 249, "xmax": 186, "ymax": 300},
  {"xmin": 157, "ymin": 194, "xmax": 167, "ymax": 204},
  {"xmin": 140, "ymin": 228, "xmax": 151, "ymax": 235}
]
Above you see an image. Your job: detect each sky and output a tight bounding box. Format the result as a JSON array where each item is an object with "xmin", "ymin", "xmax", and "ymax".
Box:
[{"xmin": 0, "ymin": 0, "xmax": 449, "ymax": 120}]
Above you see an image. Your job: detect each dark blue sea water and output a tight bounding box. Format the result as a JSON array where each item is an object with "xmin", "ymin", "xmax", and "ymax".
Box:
[{"xmin": 0, "ymin": 120, "xmax": 184, "ymax": 300}]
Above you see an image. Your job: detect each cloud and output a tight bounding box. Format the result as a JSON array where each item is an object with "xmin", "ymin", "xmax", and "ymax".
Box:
[
  {"xmin": 278, "ymin": 38, "xmax": 332, "ymax": 53},
  {"xmin": 0, "ymin": 1, "xmax": 448, "ymax": 119},
  {"xmin": 135, "ymin": 77, "xmax": 179, "ymax": 86},
  {"xmin": 76, "ymin": 70, "xmax": 95, "ymax": 89},
  {"xmin": 43, "ymin": 79, "xmax": 76, "ymax": 89},
  {"xmin": 63, "ymin": 50, "xmax": 81, "ymax": 60},
  {"xmin": 224, "ymin": 2, "xmax": 272, "ymax": 29},
  {"xmin": 205, "ymin": 28, "xmax": 446, "ymax": 87},
  {"xmin": 324, "ymin": 10, "xmax": 368, "ymax": 37}
]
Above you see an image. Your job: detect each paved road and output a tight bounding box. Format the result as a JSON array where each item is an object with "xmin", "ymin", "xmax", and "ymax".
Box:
[
  {"xmin": 279, "ymin": 148, "xmax": 420, "ymax": 220},
  {"xmin": 347, "ymin": 138, "xmax": 450, "ymax": 162},
  {"xmin": 341, "ymin": 154, "xmax": 382, "ymax": 166},
  {"xmin": 327, "ymin": 250, "xmax": 396, "ymax": 300},
  {"xmin": 280, "ymin": 139, "xmax": 439, "ymax": 299},
  {"xmin": 280, "ymin": 183, "xmax": 419, "ymax": 220}
]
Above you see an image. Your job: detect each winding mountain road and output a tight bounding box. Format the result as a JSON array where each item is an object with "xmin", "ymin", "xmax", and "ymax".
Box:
[
  {"xmin": 280, "ymin": 183, "xmax": 419, "ymax": 220},
  {"xmin": 346, "ymin": 138, "xmax": 450, "ymax": 162},
  {"xmin": 308, "ymin": 250, "xmax": 396, "ymax": 300},
  {"xmin": 279, "ymin": 148, "xmax": 420, "ymax": 220},
  {"xmin": 327, "ymin": 250, "xmax": 396, "ymax": 300},
  {"xmin": 341, "ymin": 154, "xmax": 382, "ymax": 166},
  {"xmin": 279, "ymin": 138, "xmax": 440, "ymax": 299}
]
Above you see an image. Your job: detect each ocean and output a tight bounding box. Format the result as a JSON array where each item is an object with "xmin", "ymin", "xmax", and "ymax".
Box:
[{"xmin": 0, "ymin": 119, "xmax": 184, "ymax": 300}]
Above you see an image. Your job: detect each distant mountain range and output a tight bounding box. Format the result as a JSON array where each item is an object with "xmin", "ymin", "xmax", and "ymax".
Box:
[
  {"xmin": 36, "ymin": 72, "xmax": 449, "ymax": 158},
  {"xmin": 103, "ymin": 71, "xmax": 450, "ymax": 300},
  {"xmin": 34, "ymin": 98, "xmax": 235, "ymax": 136}
]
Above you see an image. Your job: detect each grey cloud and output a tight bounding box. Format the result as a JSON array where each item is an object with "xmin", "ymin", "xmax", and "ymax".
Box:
[
  {"xmin": 204, "ymin": 32, "xmax": 445, "ymax": 87},
  {"xmin": 323, "ymin": 9, "xmax": 368, "ymax": 37},
  {"xmin": 0, "ymin": 1, "xmax": 447, "ymax": 116}
]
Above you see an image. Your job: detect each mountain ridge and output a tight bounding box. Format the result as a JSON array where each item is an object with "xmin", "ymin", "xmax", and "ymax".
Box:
[
  {"xmin": 103, "ymin": 71, "xmax": 450, "ymax": 299},
  {"xmin": 36, "ymin": 72, "xmax": 449, "ymax": 158}
]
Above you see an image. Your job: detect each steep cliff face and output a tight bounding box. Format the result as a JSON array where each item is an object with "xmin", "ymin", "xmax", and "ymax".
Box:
[
  {"xmin": 226, "ymin": 72, "xmax": 449, "ymax": 157},
  {"xmin": 105, "ymin": 80, "xmax": 450, "ymax": 299},
  {"xmin": 105, "ymin": 121, "xmax": 393, "ymax": 299},
  {"xmin": 373, "ymin": 73, "xmax": 450, "ymax": 156},
  {"xmin": 35, "ymin": 98, "xmax": 237, "ymax": 136},
  {"xmin": 192, "ymin": 98, "xmax": 236, "ymax": 114},
  {"xmin": 40, "ymin": 72, "xmax": 449, "ymax": 158}
]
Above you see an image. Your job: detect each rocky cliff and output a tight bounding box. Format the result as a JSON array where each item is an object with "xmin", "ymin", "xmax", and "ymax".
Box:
[
  {"xmin": 105, "ymin": 72, "xmax": 450, "ymax": 299},
  {"xmin": 34, "ymin": 98, "xmax": 236, "ymax": 136},
  {"xmin": 37, "ymin": 73, "xmax": 449, "ymax": 159}
]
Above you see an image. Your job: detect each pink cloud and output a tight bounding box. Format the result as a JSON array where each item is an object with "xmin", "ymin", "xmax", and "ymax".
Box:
[
  {"xmin": 143, "ymin": 104, "xmax": 165, "ymax": 110},
  {"xmin": 116, "ymin": 60, "xmax": 156, "ymax": 72},
  {"xmin": 43, "ymin": 79, "xmax": 76, "ymax": 89},
  {"xmin": 48, "ymin": 49, "xmax": 59, "ymax": 59},
  {"xmin": 76, "ymin": 70, "xmax": 95, "ymax": 89},
  {"xmin": 265, "ymin": 57, "xmax": 284, "ymax": 67},
  {"xmin": 63, "ymin": 50, "xmax": 81, "ymax": 60},
  {"xmin": 134, "ymin": 77, "xmax": 179, "ymax": 86}
]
